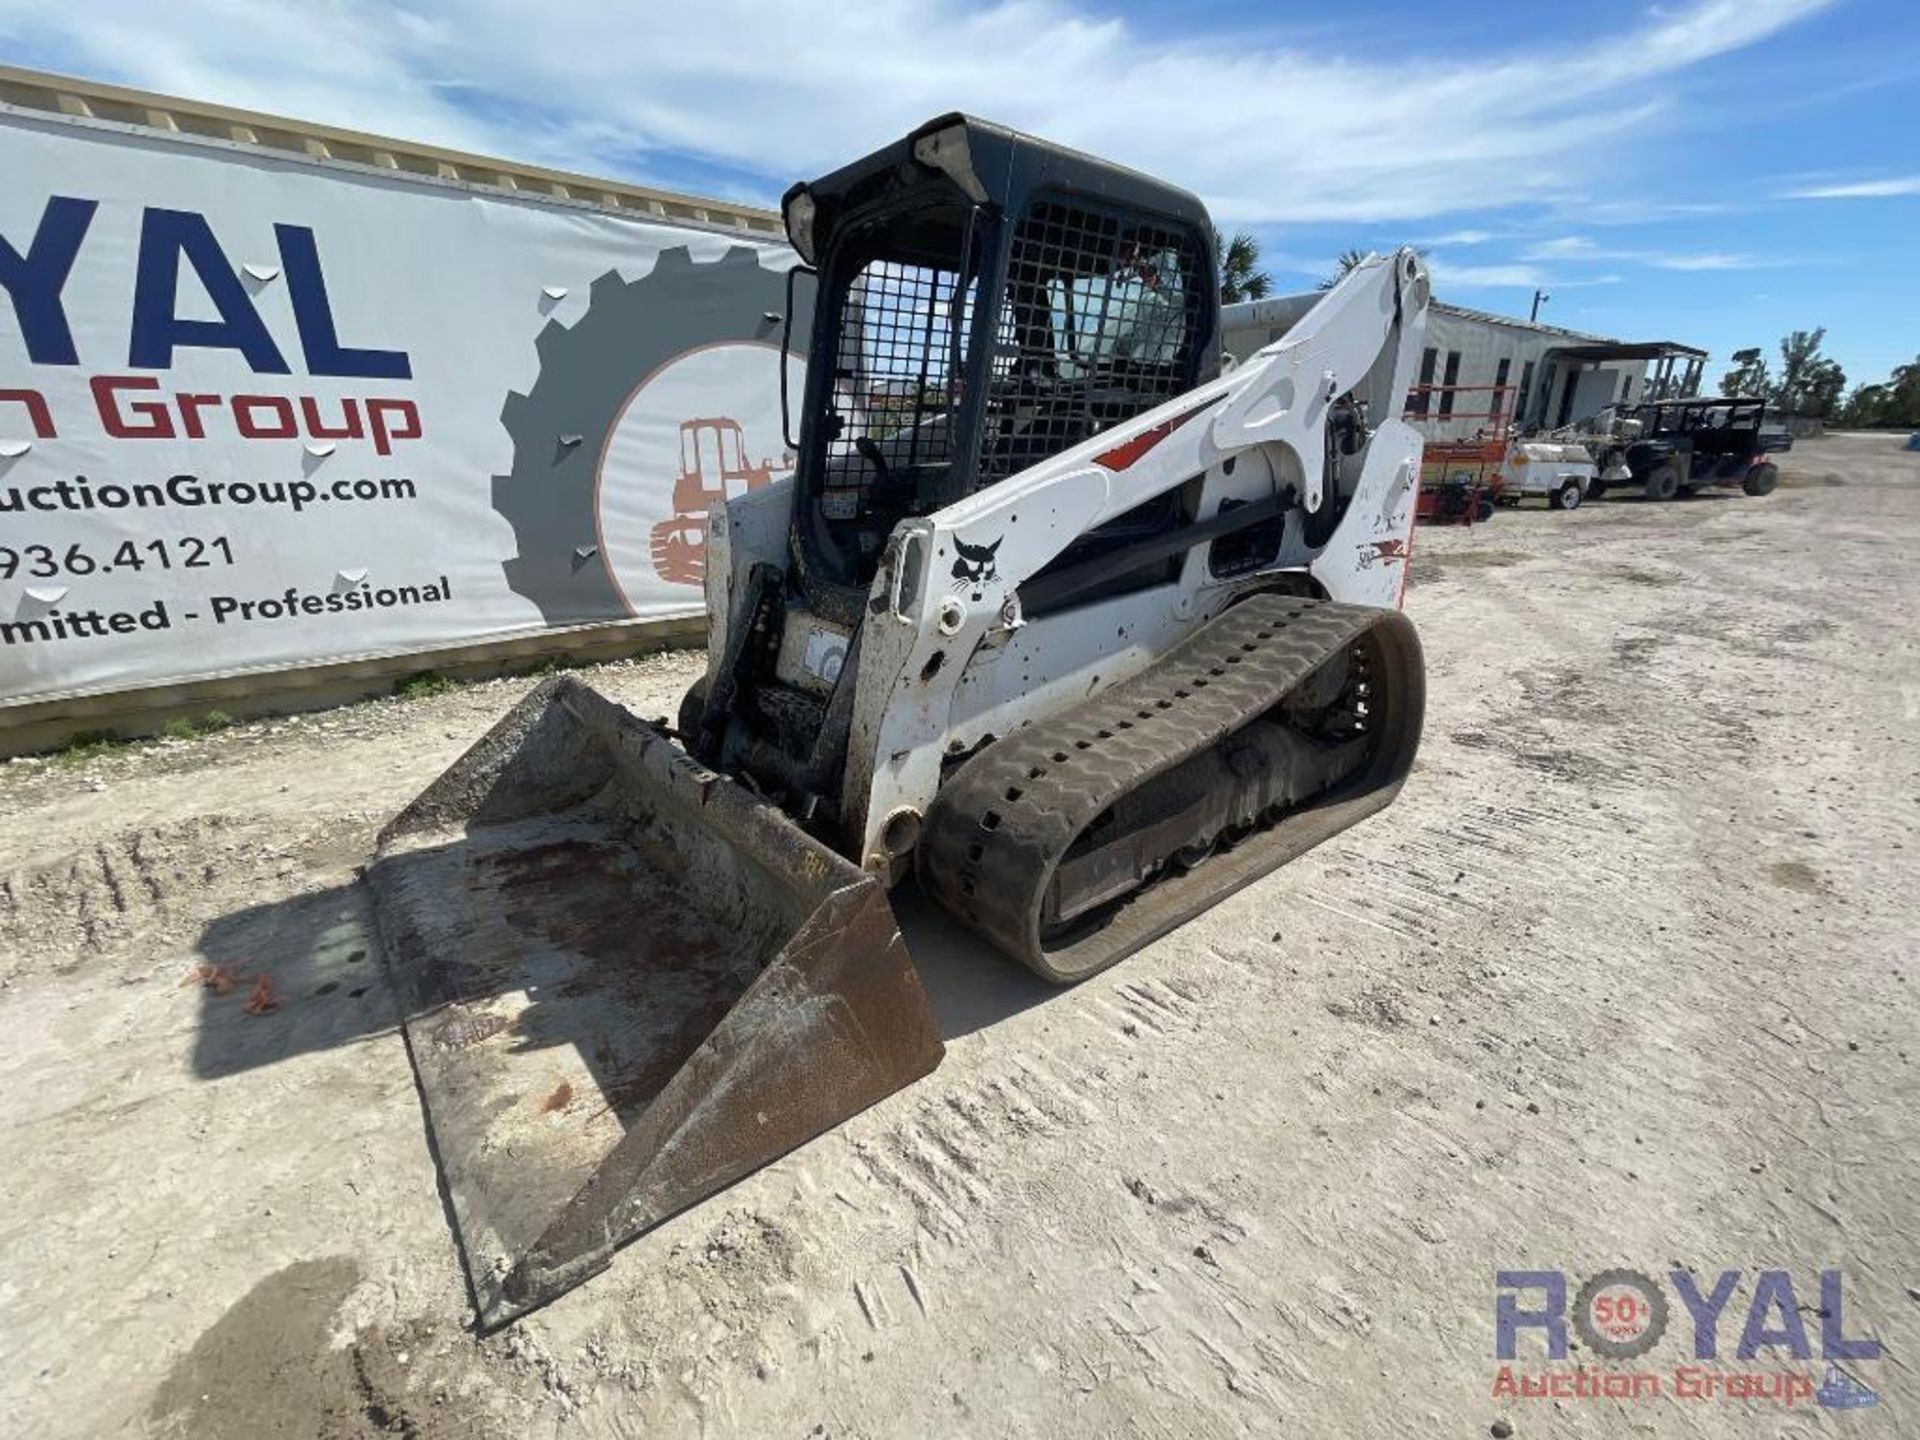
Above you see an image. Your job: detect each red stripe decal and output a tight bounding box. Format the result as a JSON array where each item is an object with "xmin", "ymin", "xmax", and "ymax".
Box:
[{"xmin": 1091, "ymin": 393, "xmax": 1226, "ymax": 472}]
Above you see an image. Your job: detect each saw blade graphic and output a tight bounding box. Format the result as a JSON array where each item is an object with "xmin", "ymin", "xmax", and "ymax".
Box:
[{"xmin": 492, "ymin": 245, "xmax": 814, "ymax": 624}]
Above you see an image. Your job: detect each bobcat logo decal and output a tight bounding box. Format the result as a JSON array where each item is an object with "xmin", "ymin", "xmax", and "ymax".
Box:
[{"xmin": 951, "ymin": 536, "xmax": 1002, "ymax": 586}]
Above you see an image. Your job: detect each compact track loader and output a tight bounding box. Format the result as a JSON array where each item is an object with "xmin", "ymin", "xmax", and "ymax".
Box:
[{"xmin": 370, "ymin": 115, "xmax": 1430, "ymax": 1326}]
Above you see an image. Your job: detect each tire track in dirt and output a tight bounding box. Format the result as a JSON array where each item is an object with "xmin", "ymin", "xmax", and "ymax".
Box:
[
  {"xmin": 844, "ymin": 980, "xmax": 1199, "ymax": 1243},
  {"xmin": 757, "ymin": 965, "xmax": 1244, "ymax": 1421},
  {"xmin": 0, "ymin": 817, "xmax": 238, "ymax": 976}
]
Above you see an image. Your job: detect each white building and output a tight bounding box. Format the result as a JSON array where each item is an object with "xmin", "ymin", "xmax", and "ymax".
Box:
[{"xmin": 1222, "ymin": 293, "xmax": 1706, "ymax": 443}]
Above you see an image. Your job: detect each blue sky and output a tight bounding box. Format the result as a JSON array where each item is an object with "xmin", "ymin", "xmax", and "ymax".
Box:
[{"xmin": 2, "ymin": 0, "xmax": 1914, "ymax": 387}]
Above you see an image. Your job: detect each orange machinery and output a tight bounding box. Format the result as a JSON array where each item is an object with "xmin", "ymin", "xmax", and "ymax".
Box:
[
  {"xmin": 1404, "ymin": 382, "xmax": 1514, "ymax": 526},
  {"xmin": 649, "ymin": 416, "xmax": 793, "ymax": 586}
]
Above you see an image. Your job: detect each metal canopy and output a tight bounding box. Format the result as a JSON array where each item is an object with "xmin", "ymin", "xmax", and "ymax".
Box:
[{"xmin": 1544, "ymin": 341, "xmax": 1709, "ymax": 363}]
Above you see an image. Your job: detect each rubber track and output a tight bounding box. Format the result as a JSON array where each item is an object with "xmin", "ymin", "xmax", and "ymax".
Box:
[{"xmin": 917, "ymin": 594, "xmax": 1424, "ymax": 982}]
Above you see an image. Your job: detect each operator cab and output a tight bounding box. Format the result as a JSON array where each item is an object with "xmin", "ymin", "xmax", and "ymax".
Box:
[{"xmin": 781, "ymin": 114, "xmax": 1220, "ymax": 622}]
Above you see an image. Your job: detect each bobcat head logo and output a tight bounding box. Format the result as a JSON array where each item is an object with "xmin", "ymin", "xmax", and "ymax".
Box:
[{"xmin": 951, "ymin": 536, "xmax": 1002, "ymax": 586}]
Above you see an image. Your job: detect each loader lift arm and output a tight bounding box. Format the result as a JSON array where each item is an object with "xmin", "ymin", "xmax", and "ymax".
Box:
[{"xmin": 836, "ymin": 235, "xmax": 1430, "ymax": 883}]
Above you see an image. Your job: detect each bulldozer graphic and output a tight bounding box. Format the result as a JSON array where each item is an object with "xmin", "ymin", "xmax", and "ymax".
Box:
[{"xmin": 648, "ymin": 415, "xmax": 792, "ymax": 587}]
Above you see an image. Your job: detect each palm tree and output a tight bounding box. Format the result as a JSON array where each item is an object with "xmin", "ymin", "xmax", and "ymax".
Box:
[
  {"xmin": 1318, "ymin": 248, "xmax": 1369, "ymax": 290},
  {"xmin": 1216, "ymin": 230, "xmax": 1272, "ymax": 304}
]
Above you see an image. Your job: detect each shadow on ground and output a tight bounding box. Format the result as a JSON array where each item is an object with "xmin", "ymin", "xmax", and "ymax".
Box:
[
  {"xmin": 193, "ymin": 880, "xmax": 395, "ymax": 1081},
  {"xmin": 1598, "ymin": 489, "xmax": 1739, "ymax": 505},
  {"xmin": 189, "ymin": 852, "xmax": 1061, "ymax": 1323},
  {"xmin": 893, "ymin": 881, "xmax": 1058, "ymax": 1039},
  {"xmin": 191, "ymin": 872, "xmax": 1054, "ymax": 1078}
]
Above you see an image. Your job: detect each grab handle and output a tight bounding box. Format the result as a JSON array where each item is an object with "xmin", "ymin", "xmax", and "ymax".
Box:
[{"xmin": 887, "ymin": 531, "xmax": 927, "ymax": 624}]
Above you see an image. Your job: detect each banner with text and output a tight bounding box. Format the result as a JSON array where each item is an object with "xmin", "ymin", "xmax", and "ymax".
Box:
[{"xmin": 1, "ymin": 109, "xmax": 809, "ymax": 706}]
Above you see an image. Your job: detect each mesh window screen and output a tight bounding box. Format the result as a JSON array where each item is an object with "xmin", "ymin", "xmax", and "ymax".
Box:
[
  {"xmin": 820, "ymin": 199, "xmax": 1201, "ymax": 518},
  {"xmin": 824, "ymin": 258, "xmax": 973, "ymax": 520},
  {"xmin": 978, "ymin": 199, "xmax": 1202, "ymax": 487}
]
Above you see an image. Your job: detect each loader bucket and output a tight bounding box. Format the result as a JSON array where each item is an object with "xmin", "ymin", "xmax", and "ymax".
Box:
[{"xmin": 366, "ymin": 676, "xmax": 943, "ymax": 1328}]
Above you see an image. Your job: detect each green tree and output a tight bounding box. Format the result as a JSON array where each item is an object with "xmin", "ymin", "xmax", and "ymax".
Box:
[
  {"xmin": 1215, "ymin": 231, "xmax": 1272, "ymax": 304},
  {"xmin": 1802, "ymin": 357, "xmax": 1847, "ymax": 418},
  {"xmin": 1831, "ymin": 356, "xmax": 1920, "ymax": 428},
  {"xmin": 1719, "ymin": 346, "xmax": 1770, "ymax": 398},
  {"xmin": 1836, "ymin": 383, "xmax": 1888, "ymax": 428},
  {"xmin": 1888, "ymin": 355, "xmax": 1920, "ymax": 427},
  {"xmin": 1774, "ymin": 327, "xmax": 1845, "ymax": 418},
  {"xmin": 1318, "ymin": 248, "xmax": 1370, "ymax": 291}
]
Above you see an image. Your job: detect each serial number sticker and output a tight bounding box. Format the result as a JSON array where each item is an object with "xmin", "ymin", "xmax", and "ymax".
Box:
[{"xmin": 803, "ymin": 627, "xmax": 848, "ymax": 684}]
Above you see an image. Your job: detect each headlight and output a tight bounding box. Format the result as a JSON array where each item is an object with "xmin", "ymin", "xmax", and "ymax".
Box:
[
  {"xmin": 784, "ymin": 189, "xmax": 818, "ymax": 265},
  {"xmin": 911, "ymin": 123, "xmax": 988, "ymax": 203}
]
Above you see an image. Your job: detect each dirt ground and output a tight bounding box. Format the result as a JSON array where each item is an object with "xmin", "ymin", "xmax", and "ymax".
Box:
[{"xmin": 2, "ymin": 431, "xmax": 1915, "ymax": 1438}]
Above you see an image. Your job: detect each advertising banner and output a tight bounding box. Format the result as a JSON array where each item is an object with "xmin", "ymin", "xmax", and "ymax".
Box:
[{"xmin": 0, "ymin": 107, "xmax": 810, "ymax": 706}]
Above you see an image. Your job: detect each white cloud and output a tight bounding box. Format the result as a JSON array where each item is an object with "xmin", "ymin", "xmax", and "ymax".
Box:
[
  {"xmin": 1234, "ymin": 247, "xmax": 1343, "ymax": 279},
  {"xmin": 1524, "ymin": 236, "xmax": 1600, "ymax": 259},
  {"xmin": 0, "ymin": 0, "xmax": 1837, "ymax": 225},
  {"xmin": 1428, "ymin": 256, "xmax": 1624, "ymax": 291},
  {"xmin": 1556, "ymin": 198, "xmax": 1733, "ymax": 223},
  {"xmin": 1427, "ymin": 259, "xmax": 1551, "ymax": 289},
  {"xmin": 1520, "ymin": 235, "xmax": 1782, "ymax": 270},
  {"xmin": 1644, "ymin": 252, "xmax": 1775, "ymax": 271},
  {"xmin": 1418, "ymin": 228, "xmax": 1500, "ymax": 246},
  {"xmin": 1786, "ymin": 176, "xmax": 1920, "ymax": 199}
]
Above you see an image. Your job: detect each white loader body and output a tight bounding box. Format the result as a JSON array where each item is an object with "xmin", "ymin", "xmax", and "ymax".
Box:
[{"xmin": 706, "ymin": 249, "xmax": 1432, "ymax": 875}]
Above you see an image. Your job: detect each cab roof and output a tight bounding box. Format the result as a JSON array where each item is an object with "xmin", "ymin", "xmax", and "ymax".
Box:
[{"xmin": 784, "ymin": 113, "xmax": 1215, "ymax": 261}]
